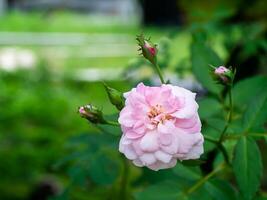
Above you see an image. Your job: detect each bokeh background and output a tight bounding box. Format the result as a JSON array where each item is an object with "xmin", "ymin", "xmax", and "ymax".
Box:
[{"xmin": 0, "ymin": 0, "xmax": 266, "ymax": 199}]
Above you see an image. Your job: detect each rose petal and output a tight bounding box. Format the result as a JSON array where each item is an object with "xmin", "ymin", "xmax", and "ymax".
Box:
[
  {"xmin": 140, "ymin": 130, "xmax": 159, "ymax": 152},
  {"xmin": 155, "ymin": 151, "xmax": 172, "ymax": 163},
  {"xmin": 139, "ymin": 153, "xmax": 157, "ymax": 165},
  {"xmin": 147, "ymin": 159, "xmax": 177, "ymax": 171}
]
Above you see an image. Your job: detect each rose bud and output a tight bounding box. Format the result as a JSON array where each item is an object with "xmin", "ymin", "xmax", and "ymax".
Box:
[
  {"xmin": 103, "ymin": 83, "xmax": 124, "ymax": 110},
  {"xmin": 118, "ymin": 83, "xmax": 204, "ymax": 171},
  {"xmin": 136, "ymin": 34, "xmax": 158, "ymax": 65},
  {"xmin": 213, "ymin": 66, "xmax": 234, "ymax": 85},
  {"xmin": 78, "ymin": 104, "xmax": 105, "ymax": 124}
]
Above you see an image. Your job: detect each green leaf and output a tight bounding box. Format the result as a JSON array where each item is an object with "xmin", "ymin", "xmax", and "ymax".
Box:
[
  {"xmin": 205, "ymin": 179, "xmax": 237, "ymax": 200},
  {"xmin": 134, "ymin": 181, "xmax": 185, "ymax": 200},
  {"xmin": 233, "ymin": 76, "xmax": 267, "ymax": 109},
  {"xmin": 68, "ymin": 166, "xmax": 87, "ymax": 186},
  {"xmin": 232, "ymin": 137, "xmax": 263, "ymax": 200},
  {"xmin": 202, "ymin": 118, "xmax": 225, "ymax": 152},
  {"xmin": 173, "ymin": 163, "xmax": 201, "ymax": 181},
  {"xmin": 188, "ymin": 187, "xmax": 213, "ymax": 200},
  {"xmin": 88, "ymin": 151, "xmax": 122, "ymax": 185},
  {"xmin": 191, "ymin": 40, "xmax": 222, "ymax": 94},
  {"xmin": 243, "ymin": 89, "xmax": 267, "ymax": 132},
  {"xmin": 203, "ymin": 118, "xmax": 226, "ymax": 134},
  {"xmin": 198, "ymin": 98, "xmax": 222, "ymax": 119}
]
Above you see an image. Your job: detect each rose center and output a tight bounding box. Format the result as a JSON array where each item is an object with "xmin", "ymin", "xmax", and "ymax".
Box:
[{"xmin": 147, "ymin": 104, "xmax": 172, "ymax": 124}]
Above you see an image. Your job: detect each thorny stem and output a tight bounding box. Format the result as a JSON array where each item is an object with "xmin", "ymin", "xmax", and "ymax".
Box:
[{"xmin": 186, "ymin": 162, "xmax": 226, "ymax": 195}]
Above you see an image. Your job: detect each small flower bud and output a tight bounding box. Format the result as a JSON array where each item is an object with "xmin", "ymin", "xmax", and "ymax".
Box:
[
  {"xmin": 212, "ymin": 66, "xmax": 234, "ymax": 85},
  {"xmin": 136, "ymin": 34, "xmax": 158, "ymax": 64},
  {"xmin": 103, "ymin": 83, "xmax": 124, "ymax": 110},
  {"xmin": 78, "ymin": 104, "xmax": 105, "ymax": 124}
]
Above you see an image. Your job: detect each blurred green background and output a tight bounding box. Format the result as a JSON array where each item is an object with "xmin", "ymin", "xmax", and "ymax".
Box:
[{"xmin": 0, "ymin": 0, "xmax": 266, "ymax": 199}]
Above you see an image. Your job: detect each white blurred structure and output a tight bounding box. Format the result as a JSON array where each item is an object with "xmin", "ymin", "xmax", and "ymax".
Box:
[
  {"xmin": 0, "ymin": 48, "xmax": 37, "ymax": 71},
  {"xmin": 8, "ymin": 0, "xmax": 142, "ymax": 23}
]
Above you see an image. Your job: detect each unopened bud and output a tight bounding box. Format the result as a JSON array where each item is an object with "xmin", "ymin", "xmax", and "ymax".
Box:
[
  {"xmin": 103, "ymin": 83, "xmax": 124, "ymax": 110},
  {"xmin": 136, "ymin": 34, "xmax": 157, "ymax": 64},
  {"xmin": 78, "ymin": 104, "xmax": 105, "ymax": 124},
  {"xmin": 212, "ymin": 66, "xmax": 234, "ymax": 85}
]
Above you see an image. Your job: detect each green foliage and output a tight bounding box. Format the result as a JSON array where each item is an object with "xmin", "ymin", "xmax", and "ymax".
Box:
[
  {"xmin": 88, "ymin": 150, "xmax": 122, "ymax": 185},
  {"xmin": 233, "ymin": 76, "xmax": 267, "ymax": 110},
  {"xmin": 134, "ymin": 181, "xmax": 185, "ymax": 200},
  {"xmin": 205, "ymin": 179, "xmax": 237, "ymax": 200},
  {"xmin": 242, "ymin": 87, "xmax": 267, "ymax": 132},
  {"xmin": 191, "ymin": 34, "xmax": 223, "ymax": 94},
  {"xmin": 173, "ymin": 164, "xmax": 201, "ymax": 181},
  {"xmin": 0, "ymin": 67, "xmax": 128, "ymax": 199},
  {"xmin": 1, "ymin": 6, "xmax": 267, "ymax": 200},
  {"xmin": 233, "ymin": 137, "xmax": 263, "ymax": 200},
  {"xmin": 198, "ymin": 97, "xmax": 222, "ymax": 119}
]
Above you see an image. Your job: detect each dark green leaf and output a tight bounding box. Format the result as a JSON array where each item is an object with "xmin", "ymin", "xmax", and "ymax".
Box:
[
  {"xmin": 227, "ymin": 118, "xmax": 244, "ymax": 135},
  {"xmin": 188, "ymin": 187, "xmax": 213, "ymax": 200},
  {"xmin": 68, "ymin": 166, "xmax": 87, "ymax": 186},
  {"xmin": 205, "ymin": 179, "xmax": 237, "ymax": 200},
  {"xmin": 232, "ymin": 137, "xmax": 263, "ymax": 200},
  {"xmin": 191, "ymin": 40, "xmax": 222, "ymax": 94},
  {"xmin": 134, "ymin": 181, "xmax": 185, "ymax": 200},
  {"xmin": 233, "ymin": 76, "xmax": 267, "ymax": 109},
  {"xmin": 68, "ymin": 132, "xmax": 118, "ymax": 150},
  {"xmin": 88, "ymin": 151, "xmax": 122, "ymax": 185},
  {"xmin": 203, "ymin": 118, "xmax": 225, "ymax": 135},
  {"xmin": 173, "ymin": 163, "xmax": 201, "ymax": 181},
  {"xmin": 243, "ymin": 89, "xmax": 267, "ymax": 132},
  {"xmin": 198, "ymin": 98, "xmax": 222, "ymax": 119},
  {"xmin": 202, "ymin": 118, "xmax": 225, "ymax": 152}
]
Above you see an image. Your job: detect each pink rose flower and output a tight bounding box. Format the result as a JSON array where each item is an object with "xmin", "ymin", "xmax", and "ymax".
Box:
[{"xmin": 118, "ymin": 83, "xmax": 204, "ymax": 171}]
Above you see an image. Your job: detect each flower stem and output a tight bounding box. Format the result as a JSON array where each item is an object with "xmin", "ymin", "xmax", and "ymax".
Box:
[
  {"xmin": 218, "ymin": 143, "xmax": 230, "ymax": 165},
  {"xmin": 224, "ymin": 133, "xmax": 267, "ymax": 140},
  {"xmin": 154, "ymin": 63, "xmax": 165, "ymax": 84},
  {"xmin": 249, "ymin": 133, "xmax": 267, "ymax": 137},
  {"xmin": 186, "ymin": 162, "xmax": 226, "ymax": 195},
  {"xmin": 204, "ymin": 136, "xmax": 229, "ymax": 164},
  {"xmin": 219, "ymin": 85, "xmax": 233, "ymax": 143}
]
